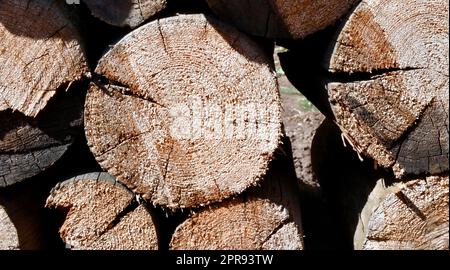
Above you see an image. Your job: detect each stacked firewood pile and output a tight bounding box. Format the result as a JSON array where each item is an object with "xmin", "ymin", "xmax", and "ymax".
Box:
[{"xmin": 1, "ymin": 0, "xmax": 448, "ymax": 250}]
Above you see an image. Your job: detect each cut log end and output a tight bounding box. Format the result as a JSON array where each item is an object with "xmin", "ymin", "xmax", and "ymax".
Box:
[
  {"xmin": 326, "ymin": 0, "xmax": 449, "ymax": 177},
  {"xmin": 0, "ymin": 0, "xmax": 89, "ymax": 118},
  {"xmin": 170, "ymin": 198, "xmax": 303, "ymax": 250},
  {"xmin": 206, "ymin": 0, "xmax": 358, "ymax": 39},
  {"xmin": 45, "ymin": 172, "xmax": 159, "ymax": 250},
  {"xmin": 355, "ymin": 175, "xmax": 449, "ymax": 250},
  {"xmin": 82, "ymin": 0, "xmax": 167, "ymax": 28},
  {"xmin": 169, "ymin": 138, "xmax": 304, "ymax": 250},
  {"xmin": 85, "ymin": 14, "xmax": 282, "ymax": 209}
]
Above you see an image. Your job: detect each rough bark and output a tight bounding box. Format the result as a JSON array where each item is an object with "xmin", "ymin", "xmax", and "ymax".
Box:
[
  {"xmin": 325, "ymin": 0, "xmax": 449, "ymax": 177},
  {"xmin": 82, "ymin": 0, "xmax": 167, "ymax": 28},
  {"xmin": 206, "ymin": 0, "xmax": 358, "ymax": 39},
  {"xmin": 0, "ymin": 0, "xmax": 89, "ymax": 117},
  {"xmin": 355, "ymin": 175, "xmax": 449, "ymax": 250},
  {"xmin": 169, "ymin": 136, "xmax": 304, "ymax": 250},
  {"xmin": 85, "ymin": 14, "xmax": 282, "ymax": 209},
  {"xmin": 0, "ymin": 87, "xmax": 85, "ymax": 187},
  {"xmin": 46, "ymin": 172, "xmax": 159, "ymax": 250}
]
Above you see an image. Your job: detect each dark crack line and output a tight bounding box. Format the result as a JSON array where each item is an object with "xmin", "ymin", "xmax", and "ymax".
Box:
[
  {"xmin": 395, "ymin": 191, "xmax": 427, "ymax": 221},
  {"xmin": 95, "ymin": 198, "xmax": 140, "ymax": 240},
  {"xmin": 162, "ymin": 143, "xmax": 174, "ymax": 182},
  {"xmin": 152, "ymin": 141, "xmax": 174, "ymax": 200},
  {"xmin": 157, "ymin": 19, "xmax": 169, "ymax": 56},
  {"xmin": 328, "ymin": 67, "xmax": 424, "ymax": 83},
  {"xmin": 97, "ymin": 130, "xmax": 152, "ymax": 157},
  {"xmin": 92, "ymin": 74, "xmax": 165, "ymax": 108},
  {"xmin": 23, "ymin": 52, "xmax": 50, "ymax": 69},
  {"xmin": 262, "ymin": 219, "xmax": 289, "ymax": 246},
  {"xmin": 46, "ymin": 24, "xmax": 69, "ymax": 41}
]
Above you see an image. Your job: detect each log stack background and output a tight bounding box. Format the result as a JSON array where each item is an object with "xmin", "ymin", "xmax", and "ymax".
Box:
[{"xmin": 1, "ymin": 0, "xmax": 448, "ymax": 250}]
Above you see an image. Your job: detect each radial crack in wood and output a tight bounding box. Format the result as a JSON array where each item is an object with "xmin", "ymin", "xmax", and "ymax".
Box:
[
  {"xmin": 355, "ymin": 175, "xmax": 449, "ymax": 250},
  {"xmin": 84, "ymin": 14, "xmax": 282, "ymax": 209},
  {"xmin": 206, "ymin": 0, "xmax": 359, "ymax": 39},
  {"xmin": 0, "ymin": 0, "xmax": 89, "ymax": 117},
  {"xmin": 82, "ymin": 0, "xmax": 167, "ymax": 28},
  {"xmin": 169, "ymin": 137, "xmax": 304, "ymax": 250},
  {"xmin": 313, "ymin": 119, "xmax": 449, "ymax": 250},
  {"xmin": 45, "ymin": 172, "xmax": 159, "ymax": 250},
  {"xmin": 326, "ymin": 0, "xmax": 449, "ymax": 177}
]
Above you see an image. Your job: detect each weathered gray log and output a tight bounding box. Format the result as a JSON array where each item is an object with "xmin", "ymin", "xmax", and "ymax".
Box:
[
  {"xmin": 46, "ymin": 172, "xmax": 159, "ymax": 250},
  {"xmin": 84, "ymin": 14, "xmax": 282, "ymax": 209},
  {"xmin": 82, "ymin": 0, "xmax": 167, "ymax": 28},
  {"xmin": 206, "ymin": 0, "xmax": 358, "ymax": 39},
  {"xmin": 0, "ymin": 0, "xmax": 89, "ymax": 117},
  {"xmin": 0, "ymin": 87, "xmax": 84, "ymax": 187},
  {"xmin": 170, "ymin": 136, "xmax": 304, "ymax": 250}
]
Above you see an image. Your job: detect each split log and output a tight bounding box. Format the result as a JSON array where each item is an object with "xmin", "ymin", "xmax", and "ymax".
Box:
[
  {"xmin": 85, "ymin": 14, "xmax": 282, "ymax": 209},
  {"xmin": 82, "ymin": 0, "xmax": 167, "ymax": 28},
  {"xmin": 325, "ymin": 0, "xmax": 449, "ymax": 177},
  {"xmin": 0, "ymin": 0, "xmax": 89, "ymax": 117},
  {"xmin": 0, "ymin": 87, "xmax": 85, "ymax": 187},
  {"xmin": 206, "ymin": 0, "xmax": 358, "ymax": 39},
  {"xmin": 313, "ymin": 119, "xmax": 449, "ymax": 250},
  {"xmin": 170, "ymin": 137, "xmax": 304, "ymax": 250},
  {"xmin": 355, "ymin": 175, "xmax": 449, "ymax": 250},
  {"xmin": 46, "ymin": 172, "xmax": 159, "ymax": 250}
]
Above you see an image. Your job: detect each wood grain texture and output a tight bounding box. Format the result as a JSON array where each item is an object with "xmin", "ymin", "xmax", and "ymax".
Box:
[
  {"xmin": 313, "ymin": 119, "xmax": 449, "ymax": 250},
  {"xmin": 0, "ymin": 205, "xmax": 18, "ymax": 250},
  {"xmin": 169, "ymin": 137, "xmax": 304, "ymax": 250},
  {"xmin": 206, "ymin": 0, "xmax": 358, "ymax": 39},
  {"xmin": 0, "ymin": 88, "xmax": 84, "ymax": 187},
  {"xmin": 326, "ymin": 0, "xmax": 449, "ymax": 177},
  {"xmin": 85, "ymin": 14, "xmax": 282, "ymax": 209},
  {"xmin": 82, "ymin": 0, "xmax": 167, "ymax": 28},
  {"xmin": 0, "ymin": 0, "xmax": 89, "ymax": 117},
  {"xmin": 355, "ymin": 175, "xmax": 449, "ymax": 250},
  {"xmin": 45, "ymin": 172, "xmax": 159, "ymax": 250}
]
